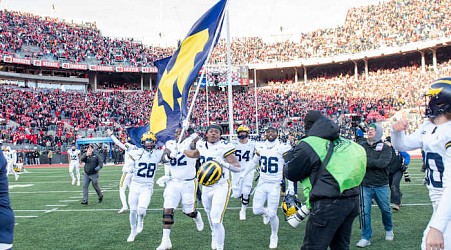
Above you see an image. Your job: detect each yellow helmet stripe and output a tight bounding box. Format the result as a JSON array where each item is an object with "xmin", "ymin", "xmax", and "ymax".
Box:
[
  {"xmin": 198, "ymin": 164, "xmax": 215, "ymax": 185},
  {"xmin": 434, "ymin": 79, "xmax": 451, "ymax": 85},
  {"xmin": 426, "ymin": 87, "xmax": 443, "ymax": 96}
]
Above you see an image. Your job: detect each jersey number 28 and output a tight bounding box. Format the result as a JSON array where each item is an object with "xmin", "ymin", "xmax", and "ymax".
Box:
[{"xmin": 137, "ymin": 162, "xmax": 156, "ymax": 178}]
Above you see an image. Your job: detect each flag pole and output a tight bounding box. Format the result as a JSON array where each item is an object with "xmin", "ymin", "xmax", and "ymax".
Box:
[
  {"xmin": 178, "ymin": 1, "xmax": 228, "ymax": 144},
  {"xmin": 226, "ymin": 6, "xmax": 234, "ymax": 139},
  {"xmin": 206, "ymin": 72, "xmax": 211, "ymax": 127},
  {"xmin": 254, "ymin": 68, "xmax": 259, "ymax": 135}
]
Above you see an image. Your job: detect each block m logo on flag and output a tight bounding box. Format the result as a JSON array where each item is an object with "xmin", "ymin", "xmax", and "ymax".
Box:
[{"xmin": 150, "ymin": 0, "xmax": 227, "ymax": 143}]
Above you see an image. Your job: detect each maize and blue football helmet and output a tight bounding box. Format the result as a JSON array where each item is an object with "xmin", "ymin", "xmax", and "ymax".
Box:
[{"xmin": 425, "ymin": 77, "xmax": 451, "ymax": 118}]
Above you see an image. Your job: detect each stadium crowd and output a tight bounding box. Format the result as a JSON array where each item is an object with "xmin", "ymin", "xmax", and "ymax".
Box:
[
  {"xmin": 1, "ymin": 62, "xmax": 450, "ymax": 150},
  {"xmin": 0, "ymin": 0, "xmax": 449, "ymax": 66}
]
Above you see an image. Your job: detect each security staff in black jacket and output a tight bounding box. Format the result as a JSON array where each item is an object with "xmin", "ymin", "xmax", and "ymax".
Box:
[
  {"xmin": 80, "ymin": 144, "xmax": 103, "ymax": 205},
  {"xmin": 284, "ymin": 110, "xmax": 367, "ymax": 250}
]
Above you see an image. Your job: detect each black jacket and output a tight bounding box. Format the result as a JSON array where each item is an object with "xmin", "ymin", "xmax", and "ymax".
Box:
[
  {"xmin": 81, "ymin": 152, "xmax": 103, "ymax": 175},
  {"xmin": 388, "ymin": 146, "xmax": 403, "ymax": 174},
  {"xmin": 284, "ymin": 117, "xmax": 360, "ymax": 202},
  {"xmin": 358, "ymin": 140, "xmax": 392, "ymax": 186}
]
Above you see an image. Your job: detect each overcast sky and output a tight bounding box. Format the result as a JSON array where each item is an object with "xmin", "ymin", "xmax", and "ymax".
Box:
[{"xmin": 3, "ymin": 0, "xmax": 385, "ymax": 47}]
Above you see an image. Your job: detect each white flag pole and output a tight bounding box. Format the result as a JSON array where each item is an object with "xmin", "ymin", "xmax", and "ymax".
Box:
[{"xmin": 226, "ymin": 6, "xmax": 234, "ymax": 139}]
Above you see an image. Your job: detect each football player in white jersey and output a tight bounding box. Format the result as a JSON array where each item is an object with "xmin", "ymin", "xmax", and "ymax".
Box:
[
  {"xmin": 67, "ymin": 144, "xmax": 81, "ymax": 186},
  {"xmin": 155, "ymin": 127, "xmax": 204, "ymax": 250},
  {"xmin": 107, "ymin": 128, "xmax": 138, "ymax": 214},
  {"xmin": 240, "ymin": 127, "xmax": 293, "ymax": 249},
  {"xmin": 184, "ymin": 124, "xmax": 241, "ymax": 250},
  {"xmin": 125, "ymin": 132, "xmax": 167, "ymax": 243},
  {"xmin": 3, "ymin": 146, "xmax": 19, "ymax": 181},
  {"xmin": 391, "ymin": 77, "xmax": 451, "ymax": 250},
  {"xmin": 231, "ymin": 125, "xmax": 256, "ymax": 220}
]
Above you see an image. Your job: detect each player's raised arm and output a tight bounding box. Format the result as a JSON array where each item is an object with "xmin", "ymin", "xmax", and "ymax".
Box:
[
  {"xmin": 108, "ymin": 128, "xmax": 128, "ymax": 151},
  {"xmin": 184, "ymin": 148, "xmax": 200, "ymax": 159}
]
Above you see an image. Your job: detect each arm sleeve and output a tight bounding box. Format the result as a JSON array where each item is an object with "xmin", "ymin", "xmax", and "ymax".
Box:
[
  {"xmin": 80, "ymin": 153, "xmax": 87, "ymax": 163},
  {"xmin": 242, "ymin": 154, "xmax": 260, "ymax": 177},
  {"xmin": 97, "ymin": 154, "xmax": 103, "ymax": 169},
  {"xmin": 391, "ymin": 127, "xmax": 423, "ymax": 152},
  {"xmin": 367, "ymin": 145, "xmax": 392, "ymax": 169},
  {"xmin": 111, "ymin": 135, "xmax": 127, "ymax": 151},
  {"xmin": 400, "ymin": 151, "xmax": 411, "ymax": 165}
]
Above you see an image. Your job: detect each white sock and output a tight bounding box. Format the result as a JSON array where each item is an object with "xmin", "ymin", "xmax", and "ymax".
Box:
[
  {"xmin": 162, "ymin": 228, "xmax": 171, "ymax": 240},
  {"xmin": 241, "ymin": 204, "xmax": 247, "ymax": 211},
  {"xmin": 138, "ymin": 207, "xmax": 147, "ymax": 224},
  {"xmin": 129, "ymin": 210, "xmax": 137, "ymax": 232},
  {"xmin": 269, "ymin": 215, "xmax": 279, "ymax": 237},
  {"xmin": 213, "ymin": 223, "xmax": 225, "ymax": 247},
  {"xmin": 69, "ymin": 172, "xmax": 75, "ymax": 181},
  {"xmin": 119, "ymin": 186, "xmax": 127, "ymax": 208}
]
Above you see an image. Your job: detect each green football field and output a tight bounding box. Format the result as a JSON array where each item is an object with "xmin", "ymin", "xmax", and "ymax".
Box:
[{"xmin": 8, "ymin": 159, "xmax": 431, "ymax": 249}]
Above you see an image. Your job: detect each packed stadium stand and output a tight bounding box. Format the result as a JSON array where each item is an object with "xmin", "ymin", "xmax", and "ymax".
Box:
[{"xmin": 0, "ymin": 0, "xmax": 451, "ymax": 162}]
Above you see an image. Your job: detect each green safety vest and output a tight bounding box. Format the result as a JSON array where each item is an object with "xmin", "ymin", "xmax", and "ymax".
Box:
[{"xmin": 300, "ymin": 136, "xmax": 367, "ymax": 208}]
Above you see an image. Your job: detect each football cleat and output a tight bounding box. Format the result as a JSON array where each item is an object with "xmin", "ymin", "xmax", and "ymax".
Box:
[
  {"xmin": 269, "ymin": 235, "xmax": 278, "ymax": 249},
  {"xmin": 118, "ymin": 207, "xmax": 128, "ymax": 214},
  {"xmin": 156, "ymin": 239, "xmax": 172, "ymax": 250},
  {"xmin": 127, "ymin": 232, "xmax": 137, "ymax": 242}
]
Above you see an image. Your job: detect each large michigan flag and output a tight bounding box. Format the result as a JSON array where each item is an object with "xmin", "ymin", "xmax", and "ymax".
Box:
[{"xmin": 150, "ymin": 0, "xmax": 227, "ymax": 143}]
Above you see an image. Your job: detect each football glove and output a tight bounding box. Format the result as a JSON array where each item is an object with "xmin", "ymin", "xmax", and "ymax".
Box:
[
  {"xmin": 182, "ymin": 119, "xmax": 190, "ymax": 131},
  {"xmin": 156, "ymin": 175, "xmax": 170, "ymax": 187},
  {"xmin": 403, "ymin": 171, "xmax": 411, "ymax": 182},
  {"xmin": 169, "ymin": 144, "xmax": 180, "ymax": 159},
  {"xmin": 401, "ymin": 164, "xmax": 408, "ymax": 172}
]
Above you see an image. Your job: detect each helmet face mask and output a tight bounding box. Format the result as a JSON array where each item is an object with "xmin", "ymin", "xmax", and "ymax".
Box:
[
  {"xmin": 424, "ymin": 77, "xmax": 451, "ymax": 118},
  {"xmin": 141, "ymin": 132, "xmax": 157, "ymax": 151},
  {"xmin": 282, "ymin": 194, "xmax": 302, "ymax": 217},
  {"xmin": 236, "ymin": 125, "xmax": 250, "ymax": 139}
]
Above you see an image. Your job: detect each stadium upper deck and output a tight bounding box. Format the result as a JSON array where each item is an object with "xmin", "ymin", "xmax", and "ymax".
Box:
[{"xmin": 0, "ymin": 0, "xmax": 449, "ymax": 67}]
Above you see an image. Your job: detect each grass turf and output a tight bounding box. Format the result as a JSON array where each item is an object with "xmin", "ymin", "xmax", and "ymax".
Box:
[{"xmin": 8, "ymin": 159, "xmax": 430, "ymax": 249}]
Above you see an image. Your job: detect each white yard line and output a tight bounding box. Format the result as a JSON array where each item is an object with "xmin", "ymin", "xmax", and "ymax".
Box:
[
  {"xmin": 58, "ymin": 200, "xmax": 80, "ymax": 202},
  {"xmin": 13, "ymin": 203, "xmax": 434, "ymax": 213},
  {"xmin": 44, "ymin": 208, "xmax": 59, "ymax": 214}
]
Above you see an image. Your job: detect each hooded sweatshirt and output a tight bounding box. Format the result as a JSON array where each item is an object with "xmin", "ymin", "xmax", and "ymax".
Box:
[
  {"xmin": 284, "ymin": 116, "xmax": 366, "ymax": 204},
  {"xmin": 358, "ymin": 123, "xmax": 392, "ymax": 186}
]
